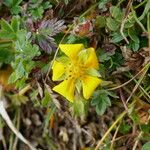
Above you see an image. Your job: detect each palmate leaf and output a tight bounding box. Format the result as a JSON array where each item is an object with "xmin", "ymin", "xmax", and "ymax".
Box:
[
  {"xmin": 0, "ymin": 17, "xmax": 20, "ymax": 40},
  {"xmin": 0, "ymin": 40, "xmax": 15, "ymax": 63},
  {"xmin": 91, "ymin": 90, "xmax": 118, "ymax": 115},
  {"xmin": 28, "ymin": 18, "xmax": 66, "ymax": 53}
]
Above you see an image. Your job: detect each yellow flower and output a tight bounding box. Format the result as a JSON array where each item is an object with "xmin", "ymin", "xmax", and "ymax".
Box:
[{"xmin": 52, "ymin": 44, "xmax": 102, "ymax": 102}]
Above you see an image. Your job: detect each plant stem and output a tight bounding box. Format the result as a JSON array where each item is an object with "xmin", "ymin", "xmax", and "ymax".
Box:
[
  {"xmin": 108, "ymin": 63, "xmax": 150, "ymax": 91},
  {"xmin": 131, "ymin": 7, "xmax": 147, "ymax": 32},
  {"xmin": 95, "ymin": 99, "xmax": 136, "ymax": 150},
  {"xmin": 134, "ymin": 0, "xmax": 147, "ymax": 9}
]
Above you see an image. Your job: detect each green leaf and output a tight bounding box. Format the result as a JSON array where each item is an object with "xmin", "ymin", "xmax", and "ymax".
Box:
[
  {"xmin": 11, "ymin": 16, "xmax": 20, "ymax": 32},
  {"xmin": 129, "ymin": 110, "xmax": 140, "ymax": 124},
  {"xmin": 111, "ymin": 32, "xmax": 126, "ymax": 43},
  {"xmin": 75, "ymin": 79, "xmax": 82, "ymax": 93},
  {"xmin": 110, "ymin": 6, "xmax": 123, "ymax": 20},
  {"xmin": 1, "ymin": 19, "xmax": 14, "ymax": 32},
  {"xmin": 128, "ymin": 40, "xmax": 139, "ymax": 52},
  {"xmin": 3, "ymin": 0, "xmax": 12, "ymax": 7},
  {"xmin": 141, "ymin": 124, "xmax": 150, "ymax": 133},
  {"xmin": 106, "ymin": 17, "xmax": 120, "ymax": 31},
  {"xmin": 0, "ymin": 40, "xmax": 15, "ymax": 63},
  {"xmin": 142, "ymin": 142, "xmax": 150, "ymax": 150},
  {"xmin": 8, "ymin": 72, "xmax": 17, "ymax": 83},
  {"xmin": 86, "ymin": 68, "xmax": 101, "ymax": 77},
  {"xmin": 91, "ymin": 90, "xmax": 112, "ymax": 115},
  {"xmin": 41, "ymin": 89, "xmax": 52, "ymax": 107},
  {"xmin": 96, "ymin": 94, "xmax": 110, "ymax": 115},
  {"xmin": 12, "ymin": 0, "xmax": 22, "ymax": 6},
  {"xmin": 128, "ymin": 27, "xmax": 139, "ymax": 43},
  {"xmin": 119, "ymin": 122, "xmax": 131, "ymax": 134},
  {"xmin": 30, "ymin": 6, "xmax": 44, "ymax": 20},
  {"xmin": 73, "ymin": 99, "xmax": 85, "ymax": 116},
  {"xmin": 98, "ymin": 0, "xmax": 110, "ymax": 11},
  {"xmin": 95, "ymin": 16, "xmax": 106, "ymax": 28},
  {"xmin": 42, "ymin": 1, "xmax": 52, "ymax": 9},
  {"xmin": 99, "ymin": 49, "xmax": 111, "ymax": 62},
  {"xmin": 11, "ymin": 94, "xmax": 28, "ymax": 105},
  {"xmin": 11, "ymin": 6, "xmax": 21, "ymax": 15}
]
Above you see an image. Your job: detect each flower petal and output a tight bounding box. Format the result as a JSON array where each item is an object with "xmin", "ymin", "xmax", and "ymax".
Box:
[
  {"xmin": 53, "ymin": 79, "xmax": 75, "ymax": 102},
  {"xmin": 59, "ymin": 44, "xmax": 84, "ymax": 59},
  {"xmin": 52, "ymin": 60, "xmax": 65, "ymax": 81},
  {"xmin": 82, "ymin": 75, "xmax": 102, "ymax": 99},
  {"xmin": 84, "ymin": 48, "xmax": 99, "ymax": 69}
]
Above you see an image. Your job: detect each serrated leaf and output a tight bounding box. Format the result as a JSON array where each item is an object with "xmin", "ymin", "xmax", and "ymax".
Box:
[
  {"xmin": 119, "ymin": 122, "xmax": 131, "ymax": 134},
  {"xmin": 3, "ymin": 0, "xmax": 12, "ymax": 7},
  {"xmin": 91, "ymin": 90, "xmax": 112, "ymax": 115},
  {"xmin": 42, "ymin": 1, "xmax": 52, "ymax": 9},
  {"xmin": 95, "ymin": 94, "xmax": 110, "ymax": 115},
  {"xmin": 0, "ymin": 31, "xmax": 16, "ymax": 39},
  {"xmin": 1, "ymin": 19, "xmax": 14, "ymax": 32},
  {"xmin": 0, "ymin": 40, "xmax": 15, "ymax": 63},
  {"xmin": 11, "ymin": 6, "xmax": 22, "ymax": 15},
  {"xmin": 11, "ymin": 16, "xmax": 20, "ymax": 32},
  {"xmin": 13, "ymin": 0, "xmax": 22, "ymax": 6}
]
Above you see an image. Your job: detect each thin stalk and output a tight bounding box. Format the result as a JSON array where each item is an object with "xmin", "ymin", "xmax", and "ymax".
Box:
[
  {"xmin": 131, "ymin": 7, "xmax": 147, "ymax": 32},
  {"xmin": 110, "ymin": 122, "xmax": 121, "ymax": 150},
  {"xmin": 108, "ymin": 63, "xmax": 150, "ymax": 91},
  {"xmin": 116, "ymin": 0, "xmax": 125, "ymax": 7},
  {"xmin": 95, "ymin": 99, "xmax": 137, "ymax": 150},
  {"xmin": 147, "ymin": 12, "xmax": 150, "ymax": 56},
  {"xmin": 8, "ymin": 110, "xmax": 17, "ymax": 150},
  {"xmin": 132, "ymin": 131, "xmax": 143, "ymax": 150},
  {"xmin": 2, "ymin": 135, "xmax": 7, "ymax": 150},
  {"xmin": 95, "ymin": 111, "xmax": 126, "ymax": 150},
  {"xmin": 18, "ymin": 84, "xmax": 31, "ymax": 95},
  {"xmin": 127, "ymin": 73, "xmax": 150, "ymax": 100},
  {"xmin": 134, "ymin": 0, "xmax": 147, "ymax": 9},
  {"xmin": 126, "ymin": 65, "xmax": 148, "ymax": 104},
  {"xmin": 12, "ymin": 108, "xmax": 21, "ymax": 150}
]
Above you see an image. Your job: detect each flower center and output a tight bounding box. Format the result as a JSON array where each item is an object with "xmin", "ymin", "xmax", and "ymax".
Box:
[{"xmin": 66, "ymin": 61, "xmax": 87, "ymax": 80}]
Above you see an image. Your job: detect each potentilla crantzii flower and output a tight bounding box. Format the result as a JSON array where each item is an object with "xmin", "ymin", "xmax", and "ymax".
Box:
[{"xmin": 52, "ymin": 44, "xmax": 102, "ymax": 102}]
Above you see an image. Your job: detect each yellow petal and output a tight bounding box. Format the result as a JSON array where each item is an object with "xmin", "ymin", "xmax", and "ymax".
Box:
[
  {"xmin": 82, "ymin": 75, "xmax": 102, "ymax": 99},
  {"xmin": 84, "ymin": 48, "xmax": 99, "ymax": 69},
  {"xmin": 59, "ymin": 44, "xmax": 84, "ymax": 59},
  {"xmin": 53, "ymin": 79, "xmax": 75, "ymax": 102},
  {"xmin": 52, "ymin": 60, "xmax": 65, "ymax": 81}
]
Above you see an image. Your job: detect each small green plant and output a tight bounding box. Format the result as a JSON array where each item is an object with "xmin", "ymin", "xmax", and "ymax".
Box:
[
  {"xmin": 27, "ymin": 0, "xmax": 52, "ymax": 20},
  {"xmin": 3, "ymin": 0, "xmax": 23, "ymax": 15},
  {"xmin": 0, "ymin": 17, "xmax": 41, "ymax": 89}
]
